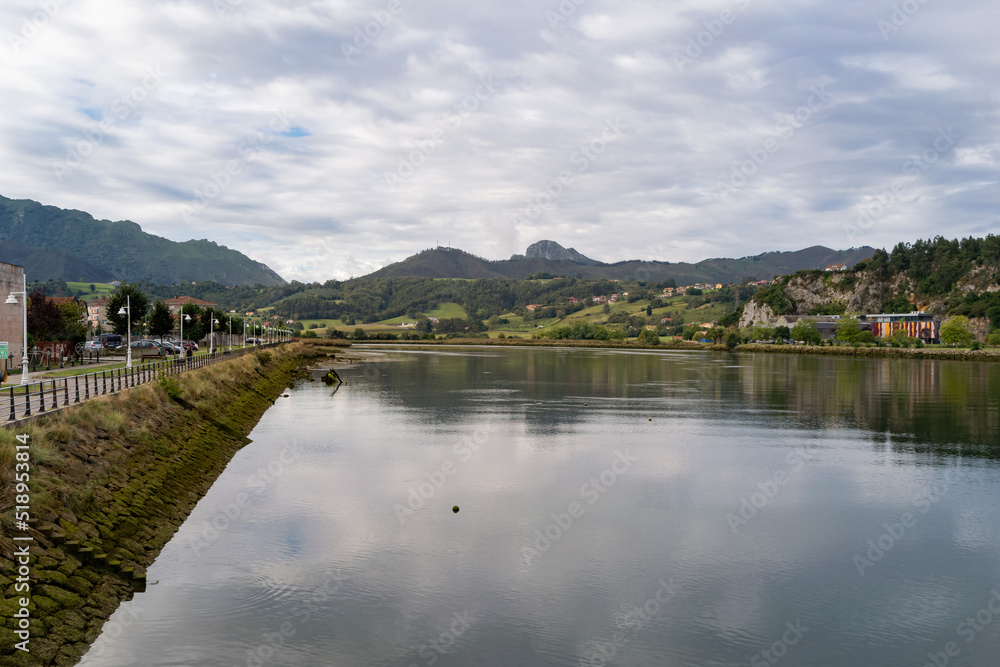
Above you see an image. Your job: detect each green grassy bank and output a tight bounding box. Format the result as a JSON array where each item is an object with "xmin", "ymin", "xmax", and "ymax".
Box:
[{"xmin": 0, "ymin": 342, "xmax": 341, "ymax": 666}]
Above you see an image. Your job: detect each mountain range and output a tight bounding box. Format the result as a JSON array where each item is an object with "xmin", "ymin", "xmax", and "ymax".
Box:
[
  {"xmin": 366, "ymin": 240, "xmax": 877, "ymax": 285},
  {"xmin": 2, "ymin": 192, "xmax": 876, "ymax": 288},
  {"xmin": 0, "ymin": 195, "xmax": 286, "ymax": 286}
]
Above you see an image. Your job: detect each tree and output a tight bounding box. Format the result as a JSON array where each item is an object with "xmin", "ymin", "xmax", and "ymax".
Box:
[
  {"xmin": 774, "ymin": 325, "xmax": 792, "ymax": 341},
  {"xmin": 790, "ymin": 319, "xmax": 821, "ymax": 344},
  {"xmin": 835, "ymin": 316, "xmax": 863, "ymax": 343},
  {"xmin": 26, "ymin": 289, "xmax": 65, "ymax": 341},
  {"xmin": 645, "ymin": 304, "xmax": 652, "ymax": 316},
  {"xmin": 54, "ymin": 299, "xmax": 87, "ymax": 344},
  {"xmin": 181, "ymin": 303, "xmax": 205, "ymax": 342},
  {"xmin": 26, "ymin": 290, "xmax": 87, "ymax": 345},
  {"xmin": 940, "ymin": 316, "xmax": 974, "ymax": 346},
  {"xmin": 148, "ymin": 301, "xmax": 175, "ymax": 342},
  {"xmin": 352, "ymin": 327, "xmax": 368, "ymax": 340},
  {"xmin": 637, "ymin": 328, "xmax": 660, "ymax": 345},
  {"xmin": 106, "ymin": 283, "xmax": 150, "ymax": 336},
  {"xmin": 751, "ymin": 324, "xmax": 776, "ymax": 341},
  {"xmin": 89, "ymin": 283, "xmax": 96, "ymax": 292},
  {"xmin": 707, "ymin": 326, "xmax": 726, "ymax": 343}
]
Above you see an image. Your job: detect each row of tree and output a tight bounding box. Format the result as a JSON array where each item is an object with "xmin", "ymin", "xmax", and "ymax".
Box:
[{"xmin": 26, "ymin": 283, "xmax": 256, "ymax": 348}]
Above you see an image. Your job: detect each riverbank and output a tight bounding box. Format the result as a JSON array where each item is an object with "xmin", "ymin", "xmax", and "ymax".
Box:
[
  {"xmin": 357, "ymin": 336, "xmax": 1000, "ymax": 361},
  {"xmin": 0, "ymin": 342, "xmax": 344, "ymax": 666}
]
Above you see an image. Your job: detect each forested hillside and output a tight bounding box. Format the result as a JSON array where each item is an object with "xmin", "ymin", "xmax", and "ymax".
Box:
[
  {"xmin": 0, "ymin": 195, "xmax": 286, "ymax": 286},
  {"xmin": 741, "ymin": 235, "xmax": 1000, "ymax": 335}
]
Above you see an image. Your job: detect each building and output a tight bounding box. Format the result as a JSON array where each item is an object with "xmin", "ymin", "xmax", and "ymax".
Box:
[
  {"xmin": 774, "ymin": 314, "xmax": 842, "ymax": 328},
  {"xmin": 165, "ymin": 296, "xmax": 218, "ymax": 315},
  {"xmin": 1, "ymin": 262, "xmax": 26, "ymax": 367},
  {"xmin": 825, "ymin": 264, "xmax": 848, "ymax": 271},
  {"xmin": 526, "ymin": 304, "xmax": 542, "ymax": 311},
  {"xmin": 86, "ymin": 297, "xmax": 109, "ymax": 330},
  {"xmin": 863, "ymin": 312, "xmax": 940, "ymax": 343}
]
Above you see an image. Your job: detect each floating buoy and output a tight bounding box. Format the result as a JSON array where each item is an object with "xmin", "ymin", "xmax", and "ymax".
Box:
[
  {"xmin": 584, "ymin": 402, "xmax": 588, "ymax": 406},
  {"xmin": 649, "ymin": 418, "xmax": 652, "ymax": 421},
  {"xmin": 452, "ymin": 506, "xmax": 460, "ymax": 513}
]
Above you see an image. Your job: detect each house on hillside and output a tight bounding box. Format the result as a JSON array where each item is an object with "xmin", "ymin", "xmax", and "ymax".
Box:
[
  {"xmin": 825, "ymin": 264, "xmax": 848, "ymax": 271},
  {"xmin": 526, "ymin": 304, "xmax": 542, "ymax": 311},
  {"xmin": 567, "ymin": 297, "xmax": 580, "ymax": 304}
]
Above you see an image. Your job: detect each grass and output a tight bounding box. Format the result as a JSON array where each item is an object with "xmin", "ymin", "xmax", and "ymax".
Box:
[
  {"xmin": 425, "ymin": 302, "xmax": 468, "ymax": 319},
  {"xmin": 298, "ymin": 319, "xmax": 346, "ymax": 330},
  {"xmin": 64, "ymin": 281, "xmax": 116, "ymax": 300}
]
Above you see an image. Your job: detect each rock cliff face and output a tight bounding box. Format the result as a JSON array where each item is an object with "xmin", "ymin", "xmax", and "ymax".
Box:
[
  {"xmin": 523, "ymin": 240, "xmax": 599, "ymax": 265},
  {"xmin": 739, "ymin": 299, "xmax": 776, "ymax": 328},
  {"xmin": 740, "ymin": 265, "xmax": 1000, "ymax": 327},
  {"xmin": 782, "ymin": 272, "xmax": 886, "ymax": 316}
]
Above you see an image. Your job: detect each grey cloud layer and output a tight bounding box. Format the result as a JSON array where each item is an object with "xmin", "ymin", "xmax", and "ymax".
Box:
[{"xmin": 2, "ymin": 0, "xmax": 997, "ymax": 280}]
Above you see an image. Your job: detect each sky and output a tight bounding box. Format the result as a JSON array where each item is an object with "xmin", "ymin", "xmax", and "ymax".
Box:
[{"xmin": 1, "ymin": 0, "xmax": 998, "ymax": 282}]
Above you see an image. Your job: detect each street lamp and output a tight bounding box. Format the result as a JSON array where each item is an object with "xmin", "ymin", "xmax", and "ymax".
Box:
[
  {"xmin": 209, "ymin": 317, "xmax": 219, "ymax": 355},
  {"xmin": 117, "ymin": 295, "xmax": 132, "ymax": 369},
  {"xmin": 179, "ymin": 312, "xmax": 191, "ymax": 356},
  {"xmin": 228, "ymin": 315, "xmax": 233, "ymax": 352},
  {"xmin": 4, "ymin": 273, "xmax": 30, "ymax": 385}
]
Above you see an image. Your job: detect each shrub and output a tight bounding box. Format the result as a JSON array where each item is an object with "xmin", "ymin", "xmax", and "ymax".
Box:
[
  {"xmin": 987, "ymin": 333, "xmax": 1000, "ymax": 346},
  {"xmin": 158, "ymin": 373, "xmax": 182, "ymax": 400}
]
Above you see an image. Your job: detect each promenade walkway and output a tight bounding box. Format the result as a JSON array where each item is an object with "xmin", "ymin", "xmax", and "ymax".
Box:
[{"xmin": 1, "ymin": 344, "xmax": 281, "ymax": 427}]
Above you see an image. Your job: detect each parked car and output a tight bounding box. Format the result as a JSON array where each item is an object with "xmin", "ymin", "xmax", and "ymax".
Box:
[
  {"xmin": 129, "ymin": 340, "xmax": 163, "ymax": 354},
  {"xmin": 84, "ymin": 340, "xmax": 102, "ymax": 351},
  {"xmin": 99, "ymin": 333, "xmax": 123, "ymax": 348},
  {"xmin": 160, "ymin": 341, "xmax": 182, "ymax": 354},
  {"xmin": 178, "ymin": 340, "xmax": 199, "ymax": 351}
]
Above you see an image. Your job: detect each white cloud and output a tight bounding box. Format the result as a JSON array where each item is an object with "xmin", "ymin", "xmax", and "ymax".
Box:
[{"xmin": 1, "ymin": 0, "xmax": 998, "ymax": 281}]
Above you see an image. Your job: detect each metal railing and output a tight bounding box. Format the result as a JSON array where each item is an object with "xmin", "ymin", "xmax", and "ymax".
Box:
[{"xmin": 3, "ymin": 343, "xmax": 283, "ymax": 425}]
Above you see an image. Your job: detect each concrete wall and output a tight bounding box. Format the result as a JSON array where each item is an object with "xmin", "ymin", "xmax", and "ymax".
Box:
[{"xmin": 0, "ymin": 261, "xmax": 25, "ymax": 368}]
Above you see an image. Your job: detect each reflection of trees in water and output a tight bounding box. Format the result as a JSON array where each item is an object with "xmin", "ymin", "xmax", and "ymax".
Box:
[
  {"xmin": 365, "ymin": 349, "xmax": 999, "ymax": 459},
  {"xmin": 735, "ymin": 354, "xmax": 1000, "ymax": 457}
]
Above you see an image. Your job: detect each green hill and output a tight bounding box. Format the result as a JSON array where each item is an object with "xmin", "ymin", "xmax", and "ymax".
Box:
[
  {"xmin": 368, "ymin": 242, "xmax": 876, "ymax": 285},
  {"xmin": 0, "ymin": 195, "xmax": 285, "ymax": 286}
]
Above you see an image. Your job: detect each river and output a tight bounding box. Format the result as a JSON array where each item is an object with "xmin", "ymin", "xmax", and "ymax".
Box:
[{"xmin": 77, "ymin": 346, "xmax": 1000, "ymax": 666}]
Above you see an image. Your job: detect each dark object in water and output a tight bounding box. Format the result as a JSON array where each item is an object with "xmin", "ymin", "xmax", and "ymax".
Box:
[
  {"xmin": 453, "ymin": 506, "xmax": 460, "ymax": 513},
  {"xmin": 322, "ymin": 369, "xmax": 342, "ymax": 385}
]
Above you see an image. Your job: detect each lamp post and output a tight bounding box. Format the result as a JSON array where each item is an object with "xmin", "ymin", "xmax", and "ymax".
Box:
[
  {"xmin": 209, "ymin": 317, "xmax": 219, "ymax": 356},
  {"xmin": 117, "ymin": 295, "xmax": 132, "ymax": 369},
  {"xmin": 242, "ymin": 318, "xmax": 247, "ymax": 348},
  {"xmin": 179, "ymin": 312, "xmax": 191, "ymax": 356},
  {"xmin": 4, "ymin": 273, "xmax": 30, "ymax": 385},
  {"xmin": 228, "ymin": 315, "xmax": 233, "ymax": 352}
]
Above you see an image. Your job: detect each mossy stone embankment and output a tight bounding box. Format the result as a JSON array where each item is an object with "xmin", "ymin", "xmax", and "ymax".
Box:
[{"xmin": 1, "ymin": 343, "xmax": 330, "ymax": 666}]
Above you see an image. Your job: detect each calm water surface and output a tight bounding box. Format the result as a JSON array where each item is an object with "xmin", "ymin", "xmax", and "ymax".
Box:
[{"xmin": 78, "ymin": 347, "xmax": 1000, "ymax": 666}]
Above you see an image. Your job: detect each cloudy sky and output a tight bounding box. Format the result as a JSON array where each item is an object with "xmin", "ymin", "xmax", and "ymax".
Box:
[{"xmin": 2, "ymin": 0, "xmax": 998, "ymax": 282}]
